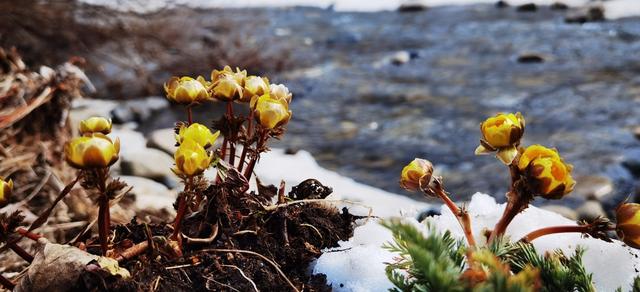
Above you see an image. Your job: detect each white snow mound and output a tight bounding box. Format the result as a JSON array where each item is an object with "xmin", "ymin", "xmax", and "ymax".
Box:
[{"xmin": 314, "ymin": 193, "xmax": 640, "ymax": 292}]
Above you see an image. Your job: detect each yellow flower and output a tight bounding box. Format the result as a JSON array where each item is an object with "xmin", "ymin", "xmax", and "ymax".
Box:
[
  {"xmin": 0, "ymin": 177, "xmax": 13, "ymax": 207},
  {"xmin": 176, "ymin": 123, "xmax": 220, "ymax": 149},
  {"xmin": 399, "ymin": 158, "xmax": 434, "ymax": 192},
  {"xmin": 244, "ymin": 76, "xmax": 270, "ymax": 98},
  {"xmin": 172, "ymin": 140, "xmax": 213, "ymax": 177},
  {"xmin": 616, "ymin": 203, "xmax": 640, "ymax": 249},
  {"xmin": 269, "ymin": 83, "xmax": 292, "ymax": 103},
  {"xmin": 64, "ymin": 134, "xmax": 120, "ymax": 169},
  {"xmin": 517, "ymin": 145, "xmax": 575, "ymax": 199},
  {"xmin": 475, "ymin": 112, "xmax": 525, "ymax": 165},
  {"xmin": 164, "ymin": 76, "xmax": 210, "ymax": 104},
  {"xmin": 253, "ymin": 94, "xmax": 292, "ymax": 129},
  {"xmin": 211, "ymin": 66, "xmax": 247, "ymax": 101},
  {"xmin": 79, "ymin": 116, "xmax": 112, "ymax": 135}
]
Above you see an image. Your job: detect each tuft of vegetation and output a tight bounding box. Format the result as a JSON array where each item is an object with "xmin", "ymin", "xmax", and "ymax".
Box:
[{"xmin": 383, "ymin": 219, "xmax": 595, "ymax": 292}]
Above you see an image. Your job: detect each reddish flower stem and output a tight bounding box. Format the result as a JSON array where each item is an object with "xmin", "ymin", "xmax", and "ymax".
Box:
[
  {"xmin": 0, "ymin": 274, "xmax": 14, "ymax": 290},
  {"xmin": 432, "ymin": 187, "xmax": 476, "ymax": 247},
  {"xmin": 243, "ymin": 129, "xmax": 268, "ymax": 182},
  {"xmin": 98, "ymin": 195, "xmax": 110, "ymax": 256},
  {"xmin": 187, "ymin": 105, "xmax": 193, "ymax": 125},
  {"xmin": 96, "ymin": 168, "xmax": 110, "ymax": 256},
  {"xmin": 227, "ymin": 102, "xmax": 236, "ymax": 166},
  {"xmin": 237, "ymin": 110, "xmax": 254, "ymax": 173},
  {"xmin": 171, "ymin": 177, "xmax": 192, "ymax": 241},
  {"xmin": 488, "ymin": 164, "xmax": 528, "ymax": 244},
  {"xmin": 519, "ymin": 225, "xmax": 594, "ymax": 243}
]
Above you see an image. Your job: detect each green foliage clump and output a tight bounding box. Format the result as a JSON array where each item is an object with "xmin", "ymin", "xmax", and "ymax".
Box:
[{"xmin": 382, "ymin": 219, "xmax": 596, "ymax": 292}]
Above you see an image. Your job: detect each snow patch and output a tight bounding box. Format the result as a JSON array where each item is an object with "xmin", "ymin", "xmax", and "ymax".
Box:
[
  {"xmin": 255, "ymin": 149, "xmax": 431, "ymax": 218},
  {"xmin": 314, "ymin": 193, "xmax": 640, "ymax": 291}
]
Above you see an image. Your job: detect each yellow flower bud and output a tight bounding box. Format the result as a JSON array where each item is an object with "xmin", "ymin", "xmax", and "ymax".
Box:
[
  {"xmin": 211, "ymin": 66, "xmax": 247, "ymax": 102},
  {"xmin": 164, "ymin": 76, "xmax": 210, "ymax": 104},
  {"xmin": 517, "ymin": 145, "xmax": 575, "ymax": 199},
  {"xmin": 0, "ymin": 177, "xmax": 13, "ymax": 207},
  {"xmin": 244, "ymin": 76, "xmax": 270, "ymax": 98},
  {"xmin": 64, "ymin": 134, "xmax": 120, "ymax": 169},
  {"xmin": 616, "ymin": 203, "xmax": 640, "ymax": 249},
  {"xmin": 172, "ymin": 140, "xmax": 213, "ymax": 177},
  {"xmin": 176, "ymin": 123, "xmax": 220, "ymax": 149},
  {"xmin": 475, "ymin": 112, "xmax": 525, "ymax": 165},
  {"xmin": 79, "ymin": 116, "xmax": 112, "ymax": 135},
  {"xmin": 269, "ymin": 83, "xmax": 292, "ymax": 104},
  {"xmin": 253, "ymin": 94, "xmax": 292, "ymax": 129},
  {"xmin": 399, "ymin": 158, "xmax": 434, "ymax": 192}
]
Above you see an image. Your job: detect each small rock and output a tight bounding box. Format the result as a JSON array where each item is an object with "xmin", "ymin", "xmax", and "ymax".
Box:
[
  {"xmin": 120, "ymin": 148, "xmax": 177, "ymax": 186},
  {"xmin": 417, "ymin": 208, "xmax": 441, "ymax": 222},
  {"xmin": 550, "ymin": 2, "xmax": 569, "ymax": 10},
  {"xmin": 148, "ymin": 128, "xmax": 177, "ymax": 154},
  {"xmin": 119, "ymin": 176, "xmax": 176, "ymax": 214},
  {"xmin": 576, "ymin": 200, "xmax": 607, "ymax": 221},
  {"xmin": 495, "ymin": 1, "xmax": 509, "ymax": 8},
  {"xmin": 573, "ymin": 175, "xmax": 613, "ymax": 201},
  {"xmin": 110, "ymin": 128, "xmax": 148, "ymax": 155},
  {"xmin": 398, "ymin": 1, "xmax": 427, "ymax": 13},
  {"xmin": 540, "ymin": 205, "xmax": 578, "ymax": 220},
  {"xmin": 622, "ymin": 150, "xmax": 640, "ymax": 178},
  {"xmin": 110, "ymin": 96, "xmax": 169, "ymax": 124},
  {"xmin": 391, "ymin": 51, "xmax": 411, "ymax": 65},
  {"xmin": 632, "ymin": 126, "xmax": 640, "ymax": 140},
  {"xmin": 516, "ymin": 3, "xmax": 537, "ymax": 12},
  {"xmin": 565, "ymin": 6, "xmax": 605, "ymax": 24},
  {"xmin": 517, "ymin": 53, "xmax": 545, "ymax": 63}
]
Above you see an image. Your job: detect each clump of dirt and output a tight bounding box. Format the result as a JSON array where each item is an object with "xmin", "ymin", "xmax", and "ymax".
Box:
[{"xmin": 79, "ymin": 176, "xmax": 358, "ymax": 291}]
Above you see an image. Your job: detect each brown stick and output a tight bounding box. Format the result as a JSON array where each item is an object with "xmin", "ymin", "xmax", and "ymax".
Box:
[
  {"xmin": 0, "ymin": 273, "xmax": 14, "ymax": 290},
  {"xmin": 519, "ymin": 225, "xmax": 592, "ymax": 243},
  {"xmin": 16, "ymin": 228, "xmax": 42, "ymax": 241},
  {"xmin": 115, "ymin": 241, "xmax": 149, "ymax": 263},
  {"xmin": 8, "ymin": 241, "xmax": 33, "ymax": 263}
]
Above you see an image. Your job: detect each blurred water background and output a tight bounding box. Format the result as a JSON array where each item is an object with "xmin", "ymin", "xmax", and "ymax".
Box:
[{"xmin": 4, "ymin": 0, "xmax": 640, "ymax": 214}]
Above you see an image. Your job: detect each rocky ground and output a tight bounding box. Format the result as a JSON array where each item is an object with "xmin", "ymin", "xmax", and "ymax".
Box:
[{"xmin": 7, "ymin": 1, "xmax": 640, "ymax": 219}]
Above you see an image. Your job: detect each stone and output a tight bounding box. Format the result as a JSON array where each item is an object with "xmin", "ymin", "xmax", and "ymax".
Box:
[
  {"xmin": 550, "ymin": 2, "xmax": 569, "ymax": 10},
  {"xmin": 495, "ymin": 1, "xmax": 509, "ymax": 8},
  {"xmin": 148, "ymin": 128, "xmax": 177, "ymax": 154},
  {"xmin": 119, "ymin": 176, "xmax": 176, "ymax": 214},
  {"xmin": 517, "ymin": 53, "xmax": 545, "ymax": 64},
  {"xmin": 110, "ymin": 96, "xmax": 169, "ymax": 124},
  {"xmin": 110, "ymin": 128, "xmax": 148, "ymax": 156},
  {"xmin": 516, "ymin": 3, "xmax": 537, "ymax": 12},
  {"xmin": 565, "ymin": 6, "xmax": 605, "ymax": 24},
  {"xmin": 391, "ymin": 51, "xmax": 411, "ymax": 65},
  {"xmin": 576, "ymin": 200, "xmax": 607, "ymax": 221},
  {"xmin": 573, "ymin": 175, "xmax": 613, "ymax": 201},
  {"xmin": 398, "ymin": 1, "xmax": 427, "ymax": 13},
  {"xmin": 120, "ymin": 148, "xmax": 177, "ymax": 186},
  {"xmin": 540, "ymin": 205, "xmax": 578, "ymax": 220},
  {"xmin": 632, "ymin": 126, "xmax": 640, "ymax": 140}
]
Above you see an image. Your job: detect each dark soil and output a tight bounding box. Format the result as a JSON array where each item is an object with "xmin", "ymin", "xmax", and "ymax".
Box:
[{"xmin": 79, "ymin": 177, "xmax": 358, "ymax": 291}]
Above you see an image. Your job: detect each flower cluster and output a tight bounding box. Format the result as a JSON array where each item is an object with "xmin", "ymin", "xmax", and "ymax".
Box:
[
  {"xmin": 163, "ymin": 66, "xmax": 293, "ymax": 249},
  {"xmin": 400, "ymin": 111, "xmax": 640, "ymax": 250}
]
